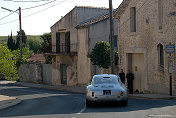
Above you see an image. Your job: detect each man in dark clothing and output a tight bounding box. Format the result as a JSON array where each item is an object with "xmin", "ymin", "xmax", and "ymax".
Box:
[
  {"xmin": 119, "ymin": 69, "xmax": 125, "ymax": 84},
  {"xmin": 126, "ymin": 70, "xmax": 134, "ymax": 94}
]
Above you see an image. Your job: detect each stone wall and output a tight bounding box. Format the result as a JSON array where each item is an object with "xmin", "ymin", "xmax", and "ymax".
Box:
[
  {"xmin": 52, "ymin": 55, "xmax": 78, "ymax": 86},
  {"xmin": 117, "ymin": 0, "xmax": 176, "ymax": 95},
  {"xmin": 19, "ymin": 62, "xmax": 42, "ymax": 84}
]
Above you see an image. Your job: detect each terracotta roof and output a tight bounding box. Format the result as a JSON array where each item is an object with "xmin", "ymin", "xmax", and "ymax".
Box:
[
  {"xmin": 27, "ymin": 54, "xmax": 46, "ymax": 63},
  {"xmin": 76, "ymin": 0, "xmax": 131, "ymax": 28}
]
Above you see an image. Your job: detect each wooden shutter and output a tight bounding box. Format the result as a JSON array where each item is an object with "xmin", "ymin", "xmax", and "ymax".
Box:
[
  {"xmin": 65, "ymin": 32, "xmax": 70, "ymax": 53},
  {"xmin": 56, "ymin": 32, "xmax": 60, "ymax": 53}
]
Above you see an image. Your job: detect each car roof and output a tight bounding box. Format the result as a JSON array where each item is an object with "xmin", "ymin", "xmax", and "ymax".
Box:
[{"xmin": 93, "ymin": 74, "xmax": 119, "ymax": 79}]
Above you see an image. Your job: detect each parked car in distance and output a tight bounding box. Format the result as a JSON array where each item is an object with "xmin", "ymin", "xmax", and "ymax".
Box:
[{"xmin": 86, "ymin": 74, "xmax": 128, "ymax": 107}]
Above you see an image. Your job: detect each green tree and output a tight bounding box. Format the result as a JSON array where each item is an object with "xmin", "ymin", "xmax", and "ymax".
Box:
[
  {"xmin": 12, "ymin": 46, "xmax": 31, "ymax": 68},
  {"xmin": 7, "ymin": 32, "xmax": 16, "ymax": 51},
  {"xmin": 16, "ymin": 30, "xmax": 27, "ymax": 49},
  {"xmin": 90, "ymin": 41, "xmax": 118, "ymax": 69},
  {"xmin": 27, "ymin": 36, "xmax": 42, "ymax": 54},
  {"xmin": 0, "ymin": 44, "xmax": 18, "ymax": 80},
  {"xmin": 40, "ymin": 33, "xmax": 52, "ymax": 64},
  {"xmin": 40, "ymin": 33, "xmax": 51, "ymax": 53}
]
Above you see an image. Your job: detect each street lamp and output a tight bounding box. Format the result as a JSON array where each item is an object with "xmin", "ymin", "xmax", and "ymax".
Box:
[{"xmin": 1, "ymin": 7, "xmax": 22, "ymax": 59}]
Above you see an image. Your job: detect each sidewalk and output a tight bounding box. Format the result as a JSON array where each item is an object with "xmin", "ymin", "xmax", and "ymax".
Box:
[
  {"xmin": 14, "ymin": 82, "xmax": 86, "ymax": 94},
  {"xmin": 128, "ymin": 94, "xmax": 176, "ymax": 100},
  {"xmin": 14, "ymin": 82, "xmax": 176, "ymax": 100},
  {"xmin": 0, "ymin": 95, "xmax": 21, "ymax": 110}
]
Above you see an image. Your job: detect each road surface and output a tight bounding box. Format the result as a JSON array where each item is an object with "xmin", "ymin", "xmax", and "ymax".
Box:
[{"xmin": 0, "ymin": 83, "xmax": 176, "ymax": 118}]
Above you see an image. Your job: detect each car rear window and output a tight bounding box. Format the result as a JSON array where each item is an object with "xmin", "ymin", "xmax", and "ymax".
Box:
[{"xmin": 94, "ymin": 77, "xmax": 118, "ymax": 84}]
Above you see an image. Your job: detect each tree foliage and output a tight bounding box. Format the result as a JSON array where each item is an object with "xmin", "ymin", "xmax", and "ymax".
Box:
[
  {"xmin": 0, "ymin": 44, "xmax": 18, "ymax": 80},
  {"xmin": 40, "ymin": 32, "xmax": 52, "ymax": 53},
  {"xmin": 40, "ymin": 33, "xmax": 52, "ymax": 64},
  {"xmin": 16, "ymin": 30, "xmax": 27, "ymax": 49},
  {"xmin": 90, "ymin": 41, "xmax": 118, "ymax": 69},
  {"xmin": 27, "ymin": 36, "xmax": 42, "ymax": 54},
  {"xmin": 12, "ymin": 46, "xmax": 31, "ymax": 68},
  {"xmin": 7, "ymin": 32, "xmax": 16, "ymax": 51}
]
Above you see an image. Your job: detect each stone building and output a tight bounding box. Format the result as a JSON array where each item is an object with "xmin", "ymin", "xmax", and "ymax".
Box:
[
  {"xmin": 76, "ymin": 12, "xmax": 118, "ymax": 77},
  {"xmin": 115, "ymin": 0, "xmax": 176, "ymax": 95},
  {"xmin": 49, "ymin": 6, "xmax": 109, "ymax": 86}
]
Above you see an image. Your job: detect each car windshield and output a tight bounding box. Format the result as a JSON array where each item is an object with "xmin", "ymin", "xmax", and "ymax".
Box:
[{"xmin": 93, "ymin": 77, "xmax": 118, "ymax": 84}]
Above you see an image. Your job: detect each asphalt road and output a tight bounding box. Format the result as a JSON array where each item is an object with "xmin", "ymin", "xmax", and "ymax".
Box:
[{"xmin": 0, "ymin": 83, "xmax": 176, "ymax": 118}]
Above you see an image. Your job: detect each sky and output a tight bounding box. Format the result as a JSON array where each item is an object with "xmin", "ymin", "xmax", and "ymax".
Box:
[{"xmin": 0, "ymin": 0, "xmax": 123, "ymax": 36}]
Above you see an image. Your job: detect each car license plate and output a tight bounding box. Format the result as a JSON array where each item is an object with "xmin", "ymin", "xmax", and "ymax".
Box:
[{"xmin": 103, "ymin": 90, "xmax": 111, "ymax": 95}]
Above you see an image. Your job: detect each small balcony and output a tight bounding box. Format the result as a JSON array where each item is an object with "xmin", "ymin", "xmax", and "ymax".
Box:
[
  {"xmin": 45, "ymin": 43, "xmax": 78, "ymax": 57},
  {"xmin": 56, "ymin": 43, "xmax": 78, "ymax": 56}
]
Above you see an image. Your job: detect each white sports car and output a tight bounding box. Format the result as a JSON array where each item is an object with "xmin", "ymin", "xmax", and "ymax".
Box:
[{"xmin": 86, "ymin": 74, "xmax": 128, "ymax": 107}]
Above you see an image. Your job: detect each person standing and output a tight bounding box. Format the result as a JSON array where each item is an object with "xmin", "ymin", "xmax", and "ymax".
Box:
[
  {"xmin": 119, "ymin": 69, "xmax": 125, "ymax": 84},
  {"xmin": 126, "ymin": 70, "xmax": 134, "ymax": 94}
]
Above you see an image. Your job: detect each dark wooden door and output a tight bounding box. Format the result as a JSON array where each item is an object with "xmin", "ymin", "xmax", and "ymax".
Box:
[{"xmin": 60, "ymin": 64, "xmax": 67, "ymax": 85}]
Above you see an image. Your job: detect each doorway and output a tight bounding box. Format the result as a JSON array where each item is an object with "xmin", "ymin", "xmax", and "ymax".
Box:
[
  {"xmin": 60, "ymin": 64, "xmax": 67, "ymax": 85},
  {"xmin": 128, "ymin": 53, "xmax": 144, "ymax": 93}
]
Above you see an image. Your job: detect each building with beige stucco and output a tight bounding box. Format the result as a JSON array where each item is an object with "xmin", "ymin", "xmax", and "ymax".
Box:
[
  {"xmin": 49, "ymin": 6, "xmax": 109, "ymax": 86},
  {"xmin": 115, "ymin": 0, "xmax": 176, "ymax": 95}
]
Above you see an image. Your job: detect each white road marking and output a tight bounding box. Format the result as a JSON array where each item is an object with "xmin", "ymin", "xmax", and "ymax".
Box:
[
  {"xmin": 76, "ymin": 105, "xmax": 86, "ymax": 114},
  {"xmin": 148, "ymin": 114, "xmax": 176, "ymax": 117}
]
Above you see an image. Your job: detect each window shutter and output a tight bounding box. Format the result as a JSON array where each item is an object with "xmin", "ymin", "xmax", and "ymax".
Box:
[{"xmin": 56, "ymin": 32, "xmax": 60, "ymax": 53}]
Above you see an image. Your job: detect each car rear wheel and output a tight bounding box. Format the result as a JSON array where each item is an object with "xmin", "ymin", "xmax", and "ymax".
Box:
[
  {"xmin": 122, "ymin": 99, "xmax": 128, "ymax": 106},
  {"xmin": 86, "ymin": 99, "xmax": 93, "ymax": 107}
]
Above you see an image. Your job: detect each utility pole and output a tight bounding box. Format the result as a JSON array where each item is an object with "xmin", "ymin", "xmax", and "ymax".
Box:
[
  {"xmin": 19, "ymin": 7, "xmax": 22, "ymax": 59},
  {"xmin": 109, "ymin": 0, "xmax": 115, "ymax": 74},
  {"xmin": 1, "ymin": 7, "xmax": 22, "ymax": 59}
]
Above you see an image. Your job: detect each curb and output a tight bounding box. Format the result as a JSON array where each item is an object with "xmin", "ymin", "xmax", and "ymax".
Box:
[
  {"xmin": 14, "ymin": 82, "xmax": 86, "ymax": 94},
  {"xmin": 0, "ymin": 99, "xmax": 21, "ymax": 110},
  {"xmin": 128, "ymin": 94, "xmax": 176, "ymax": 100},
  {"xmin": 13, "ymin": 82, "xmax": 176, "ymax": 100}
]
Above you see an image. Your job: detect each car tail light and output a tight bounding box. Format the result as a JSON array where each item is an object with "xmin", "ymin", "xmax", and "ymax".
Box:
[
  {"xmin": 121, "ymin": 91, "xmax": 124, "ymax": 96},
  {"xmin": 92, "ymin": 92, "xmax": 94, "ymax": 97}
]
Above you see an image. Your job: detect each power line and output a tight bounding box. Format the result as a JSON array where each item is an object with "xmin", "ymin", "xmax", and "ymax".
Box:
[
  {"xmin": 3, "ymin": 0, "xmax": 51, "ymax": 2},
  {"xmin": 22, "ymin": 0, "xmax": 56, "ymax": 10},
  {"xmin": 23, "ymin": 0, "xmax": 65, "ymax": 18},
  {"xmin": 0, "ymin": 0, "xmax": 66, "ymax": 26},
  {"xmin": 0, "ymin": 19, "xmax": 18, "ymax": 25},
  {"xmin": 0, "ymin": 10, "xmax": 17, "ymax": 21}
]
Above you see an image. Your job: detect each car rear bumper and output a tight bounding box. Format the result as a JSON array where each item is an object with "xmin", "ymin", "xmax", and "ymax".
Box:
[{"xmin": 87, "ymin": 95, "xmax": 128, "ymax": 102}]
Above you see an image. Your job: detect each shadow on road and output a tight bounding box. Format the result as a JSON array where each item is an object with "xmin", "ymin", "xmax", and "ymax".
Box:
[{"xmin": 0, "ymin": 83, "xmax": 176, "ymax": 117}]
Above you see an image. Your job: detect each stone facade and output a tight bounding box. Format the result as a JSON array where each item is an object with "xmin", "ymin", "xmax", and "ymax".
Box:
[
  {"xmin": 19, "ymin": 62, "xmax": 43, "ymax": 84},
  {"xmin": 50, "ymin": 6, "xmax": 109, "ymax": 86},
  {"xmin": 116, "ymin": 0, "xmax": 176, "ymax": 95},
  {"xmin": 77, "ymin": 17, "xmax": 118, "ymax": 78}
]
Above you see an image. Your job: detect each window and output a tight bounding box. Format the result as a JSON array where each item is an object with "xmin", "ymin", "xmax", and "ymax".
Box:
[
  {"xmin": 114, "ymin": 35, "xmax": 118, "ymax": 49},
  {"xmin": 56, "ymin": 31, "xmax": 70, "ymax": 53},
  {"xmin": 130, "ymin": 7, "xmax": 136, "ymax": 32},
  {"xmin": 157, "ymin": 44, "xmax": 164, "ymax": 71},
  {"xmin": 158, "ymin": 0, "xmax": 163, "ymax": 30}
]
